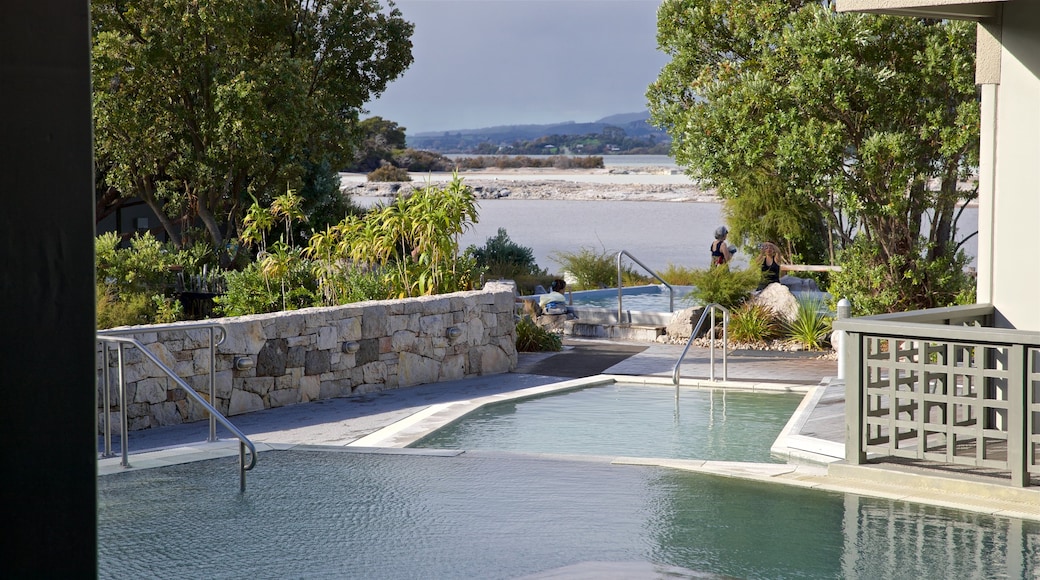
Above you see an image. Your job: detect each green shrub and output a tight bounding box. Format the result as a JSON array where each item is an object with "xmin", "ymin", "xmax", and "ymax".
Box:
[
  {"xmin": 341, "ymin": 267, "xmax": 394, "ymax": 303},
  {"xmin": 729, "ymin": 302, "xmax": 782, "ymax": 343},
  {"xmin": 687, "ymin": 266, "xmax": 761, "ymax": 309},
  {"xmin": 96, "ymin": 232, "xmax": 180, "ymax": 297},
  {"xmin": 783, "ymin": 296, "xmax": 833, "ymax": 350},
  {"xmin": 96, "ymin": 285, "xmax": 153, "ymax": 329},
  {"xmin": 367, "ymin": 165, "xmax": 412, "ymax": 182},
  {"xmin": 465, "ymin": 228, "xmax": 545, "ymax": 279},
  {"xmin": 452, "ymin": 155, "xmax": 603, "ymax": 170},
  {"xmin": 551, "ymin": 247, "xmax": 617, "ymax": 290},
  {"xmin": 829, "ymin": 237, "xmax": 974, "ymax": 316},
  {"xmin": 215, "ymin": 259, "xmax": 319, "ymax": 317},
  {"xmin": 619, "ymin": 269, "xmax": 652, "ymax": 286},
  {"xmin": 657, "ymin": 263, "xmax": 698, "ymax": 286},
  {"xmin": 515, "ymin": 315, "xmax": 563, "ymax": 352},
  {"xmin": 390, "ymin": 148, "xmax": 456, "ymax": 172},
  {"xmin": 152, "ymin": 294, "xmax": 184, "ymax": 323}
]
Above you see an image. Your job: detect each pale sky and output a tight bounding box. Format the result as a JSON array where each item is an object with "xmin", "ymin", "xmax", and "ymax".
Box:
[{"xmin": 365, "ymin": 0, "xmax": 669, "ymax": 135}]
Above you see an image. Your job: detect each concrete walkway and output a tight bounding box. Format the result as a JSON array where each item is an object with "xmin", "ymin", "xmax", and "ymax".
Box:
[{"xmin": 98, "ymin": 338, "xmax": 1040, "ymax": 522}]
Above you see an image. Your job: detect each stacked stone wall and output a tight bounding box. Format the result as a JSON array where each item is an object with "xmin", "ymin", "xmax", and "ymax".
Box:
[{"xmin": 97, "ymin": 282, "xmax": 518, "ymax": 432}]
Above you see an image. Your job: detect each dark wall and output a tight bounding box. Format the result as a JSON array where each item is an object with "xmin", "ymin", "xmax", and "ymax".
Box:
[{"xmin": 0, "ymin": 2, "xmax": 97, "ymax": 574}]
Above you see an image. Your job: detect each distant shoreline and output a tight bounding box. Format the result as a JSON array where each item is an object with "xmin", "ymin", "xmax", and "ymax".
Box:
[
  {"xmin": 339, "ymin": 168, "xmax": 978, "ymax": 207},
  {"xmin": 339, "ymin": 166, "xmax": 719, "ymax": 203}
]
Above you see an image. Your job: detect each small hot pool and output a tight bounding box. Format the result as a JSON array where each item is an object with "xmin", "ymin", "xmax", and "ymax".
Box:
[
  {"xmin": 411, "ymin": 383, "xmax": 802, "ymax": 463},
  {"xmin": 565, "ymin": 284, "xmax": 699, "ymax": 311}
]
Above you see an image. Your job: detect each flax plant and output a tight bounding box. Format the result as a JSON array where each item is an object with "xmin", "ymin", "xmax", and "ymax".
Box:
[{"xmin": 784, "ymin": 296, "xmax": 833, "ymax": 351}]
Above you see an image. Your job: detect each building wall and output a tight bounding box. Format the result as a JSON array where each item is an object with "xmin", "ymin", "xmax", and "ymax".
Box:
[
  {"xmin": 989, "ymin": 1, "xmax": 1040, "ymax": 330},
  {"xmin": 98, "ymin": 282, "xmax": 519, "ymax": 432}
]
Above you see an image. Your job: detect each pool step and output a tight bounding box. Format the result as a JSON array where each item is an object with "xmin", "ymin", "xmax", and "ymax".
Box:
[
  {"xmin": 565, "ymin": 320, "xmax": 667, "ymax": 342},
  {"xmin": 568, "ymin": 306, "xmax": 673, "ymax": 327}
]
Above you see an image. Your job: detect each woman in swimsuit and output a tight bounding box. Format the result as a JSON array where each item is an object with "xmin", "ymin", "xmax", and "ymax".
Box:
[
  {"xmin": 710, "ymin": 226, "xmax": 733, "ymax": 266},
  {"xmin": 756, "ymin": 242, "xmax": 782, "ymax": 289}
]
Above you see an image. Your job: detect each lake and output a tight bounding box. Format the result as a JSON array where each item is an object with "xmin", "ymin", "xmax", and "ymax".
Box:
[
  {"xmin": 343, "ymin": 154, "xmax": 979, "ymax": 275},
  {"xmin": 349, "ymin": 194, "xmax": 979, "ymax": 275}
]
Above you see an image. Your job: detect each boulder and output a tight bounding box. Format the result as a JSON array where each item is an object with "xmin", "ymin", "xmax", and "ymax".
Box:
[
  {"xmin": 780, "ymin": 275, "xmax": 819, "ymax": 292},
  {"xmin": 750, "ymin": 282, "xmax": 800, "ymax": 323},
  {"xmin": 665, "ymin": 306, "xmax": 707, "ymax": 341}
]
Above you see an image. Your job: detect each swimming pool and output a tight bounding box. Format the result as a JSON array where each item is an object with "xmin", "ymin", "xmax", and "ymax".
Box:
[
  {"xmin": 411, "ymin": 383, "xmax": 802, "ymax": 463},
  {"xmin": 97, "ymin": 448, "xmax": 1040, "ymax": 578}
]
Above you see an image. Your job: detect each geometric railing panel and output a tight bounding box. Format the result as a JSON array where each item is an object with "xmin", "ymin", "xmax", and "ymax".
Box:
[{"xmin": 862, "ymin": 338, "xmax": 1013, "ymax": 471}]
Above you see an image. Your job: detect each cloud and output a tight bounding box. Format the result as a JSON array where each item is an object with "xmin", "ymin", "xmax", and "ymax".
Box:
[{"xmin": 366, "ymin": 0, "xmax": 668, "ymax": 134}]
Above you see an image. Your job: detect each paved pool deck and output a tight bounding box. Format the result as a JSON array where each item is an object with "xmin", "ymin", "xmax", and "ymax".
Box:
[{"xmin": 98, "ymin": 338, "xmax": 1040, "ymax": 522}]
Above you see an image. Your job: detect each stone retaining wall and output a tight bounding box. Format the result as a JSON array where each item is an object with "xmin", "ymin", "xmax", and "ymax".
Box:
[{"xmin": 97, "ymin": 282, "xmax": 518, "ymax": 432}]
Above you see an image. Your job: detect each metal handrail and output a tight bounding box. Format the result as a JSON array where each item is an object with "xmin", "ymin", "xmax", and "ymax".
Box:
[
  {"xmin": 615, "ymin": 250, "xmax": 673, "ymax": 322},
  {"xmin": 99, "ymin": 322, "xmax": 227, "ymax": 443},
  {"xmin": 671, "ymin": 303, "xmax": 730, "ymax": 388},
  {"xmin": 97, "ymin": 328, "xmax": 257, "ymax": 492}
]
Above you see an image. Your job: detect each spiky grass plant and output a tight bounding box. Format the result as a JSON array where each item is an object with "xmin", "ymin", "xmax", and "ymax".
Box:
[
  {"xmin": 515, "ymin": 315, "xmax": 563, "ymax": 352},
  {"xmin": 729, "ymin": 302, "xmax": 782, "ymax": 343},
  {"xmin": 784, "ymin": 296, "xmax": 833, "ymax": 350}
]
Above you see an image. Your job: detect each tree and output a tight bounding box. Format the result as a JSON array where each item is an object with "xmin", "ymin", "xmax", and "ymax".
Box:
[
  {"xmin": 648, "ymin": 1, "xmax": 979, "ymax": 313},
  {"xmin": 92, "ymin": 0, "xmax": 414, "ymax": 265},
  {"xmin": 347, "ymin": 116, "xmax": 409, "ymax": 172}
]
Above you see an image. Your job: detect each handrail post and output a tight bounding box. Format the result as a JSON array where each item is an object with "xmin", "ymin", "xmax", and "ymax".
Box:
[
  {"xmin": 208, "ymin": 326, "xmax": 217, "ymax": 443},
  {"xmin": 709, "ymin": 307, "xmax": 716, "ymax": 382},
  {"xmin": 616, "ymin": 253, "xmax": 624, "ymax": 323},
  {"xmin": 722, "ymin": 308, "xmax": 728, "ymax": 381},
  {"xmin": 1008, "ymin": 343, "xmax": 1028, "ymax": 487},
  {"xmin": 240, "ymin": 441, "xmax": 247, "ymax": 493},
  {"xmin": 101, "ymin": 344, "xmax": 113, "ymax": 458},
  {"xmin": 117, "ymin": 344, "xmax": 130, "ymax": 468}
]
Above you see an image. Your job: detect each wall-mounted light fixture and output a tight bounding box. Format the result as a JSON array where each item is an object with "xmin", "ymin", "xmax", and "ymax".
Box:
[
  {"xmin": 233, "ymin": 357, "xmax": 254, "ymax": 371},
  {"xmin": 446, "ymin": 326, "xmax": 462, "ymax": 340},
  {"xmin": 342, "ymin": 341, "xmax": 360, "ymax": 354}
]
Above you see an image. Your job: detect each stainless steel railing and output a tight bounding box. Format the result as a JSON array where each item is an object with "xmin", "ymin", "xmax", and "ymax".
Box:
[
  {"xmin": 672, "ymin": 303, "xmax": 730, "ymax": 388},
  {"xmin": 615, "ymin": 250, "xmax": 674, "ymax": 322},
  {"xmin": 97, "ymin": 322, "xmax": 257, "ymax": 491}
]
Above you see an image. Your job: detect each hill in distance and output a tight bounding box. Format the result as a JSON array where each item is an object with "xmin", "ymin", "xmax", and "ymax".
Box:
[{"xmin": 407, "ymin": 111, "xmax": 669, "ymax": 153}]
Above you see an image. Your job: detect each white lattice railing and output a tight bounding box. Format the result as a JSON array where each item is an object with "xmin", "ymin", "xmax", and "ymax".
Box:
[{"xmin": 834, "ymin": 304, "xmax": 1040, "ymax": 487}]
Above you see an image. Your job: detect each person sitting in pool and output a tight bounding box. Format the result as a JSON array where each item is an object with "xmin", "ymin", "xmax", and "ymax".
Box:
[{"xmin": 538, "ymin": 279, "xmax": 568, "ymax": 315}]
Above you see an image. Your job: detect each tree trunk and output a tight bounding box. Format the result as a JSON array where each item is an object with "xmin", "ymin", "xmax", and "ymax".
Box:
[
  {"xmin": 136, "ymin": 178, "xmax": 183, "ymax": 247},
  {"xmin": 196, "ymin": 197, "xmax": 230, "ymax": 267}
]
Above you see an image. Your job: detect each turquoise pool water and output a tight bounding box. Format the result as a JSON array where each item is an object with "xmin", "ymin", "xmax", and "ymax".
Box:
[
  {"xmin": 97, "ymin": 449, "xmax": 1040, "ymax": 578},
  {"xmin": 566, "ymin": 285, "xmax": 698, "ymax": 311},
  {"xmin": 411, "ymin": 384, "xmax": 801, "ymax": 463}
]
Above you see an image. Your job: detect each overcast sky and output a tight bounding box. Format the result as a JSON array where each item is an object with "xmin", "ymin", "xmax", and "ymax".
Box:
[{"xmin": 365, "ymin": 0, "xmax": 669, "ymax": 135}]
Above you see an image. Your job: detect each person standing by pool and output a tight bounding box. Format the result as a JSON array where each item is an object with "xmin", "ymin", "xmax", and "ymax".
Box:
[
  {"xmin": 756, "ymin": 242, "xmax": 782, "ymax": 290},
  {"xmin": 710, "ymin": 226, "xmax": 735, "ymax": 267}
]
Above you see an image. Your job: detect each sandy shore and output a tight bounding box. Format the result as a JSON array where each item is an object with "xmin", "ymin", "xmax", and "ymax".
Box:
[{"xmin": 339, "ymin": 166, "xmax": 720, "ymax": 203}]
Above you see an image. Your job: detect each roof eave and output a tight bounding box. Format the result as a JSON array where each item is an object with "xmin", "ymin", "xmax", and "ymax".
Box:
[{"xmin": 835, "ymin": 0, "xmax": 1004, "ymax": 21}]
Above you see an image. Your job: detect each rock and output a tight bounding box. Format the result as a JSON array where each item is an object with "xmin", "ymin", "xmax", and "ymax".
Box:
[
  {"xmin": 780, "ymin": 275, "xmax": 819, "ymax": 292},
  {"xmin": 666, "ymin": 306, "xmax": 707, "ymax": 341},
  {"xmin": 750, "ymin": 283, "xmax": 800, "ymax": 322}
]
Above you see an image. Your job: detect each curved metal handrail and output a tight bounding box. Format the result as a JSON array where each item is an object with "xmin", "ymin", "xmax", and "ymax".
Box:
[
  {"xmin": 671, "ymin": 303, "xmax": 730, "ymax": 387},
  {"xmin": 615, "ymin": 250, "xmax": 673, "ymax": 322},
  {"xmin": 97, "ymin": 331, "xmax": 257, "ymax": 492},
  {"xmin": 99, "ymin": 322, "xmax": 226, "ymax": 443}
]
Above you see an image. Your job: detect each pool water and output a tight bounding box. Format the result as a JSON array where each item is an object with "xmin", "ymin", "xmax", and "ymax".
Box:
[
  {"xmin": 411, "ymin": 384, "xmax": 801, "ymax": 463},
  {"xmin": 97, "ymin": 449, "xmax": 1040, "ymax": 578},
  {"xmin": 566, "ymin": 285, "xmax": 699, "ymax": 311}
]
